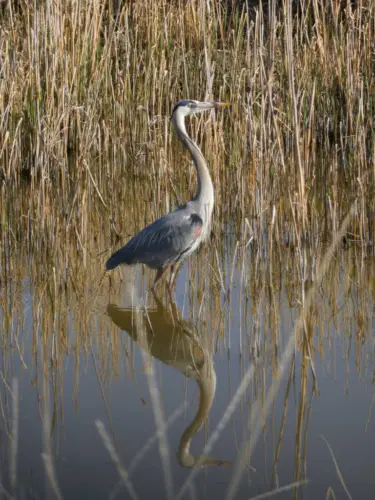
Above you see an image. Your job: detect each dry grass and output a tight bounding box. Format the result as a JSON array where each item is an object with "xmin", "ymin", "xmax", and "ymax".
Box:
[
  {"xmin": 0, "ymin": 0, "xmax": 374, "ymax": 326},
  {"xmin": 0, "ymin": 1, "xmax": 374, "ymax": 237},
  {"xmin": 0, "ymin": 0, "xmax": 375, "ymax": 498}
]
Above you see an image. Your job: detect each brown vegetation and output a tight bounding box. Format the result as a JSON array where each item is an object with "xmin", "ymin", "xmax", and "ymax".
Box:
[{"xmin": 0, "ymin": 2, "xmax": 374, "ymax": 497}]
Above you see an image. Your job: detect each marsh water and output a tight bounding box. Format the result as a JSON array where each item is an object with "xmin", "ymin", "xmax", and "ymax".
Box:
[
  {"xmin": 1, "ymin": 0, "xmax": 375, "ymax": 496},
  {"xmin": 1, "ymin": 190, "xmax": 375, "ymax": 500}
]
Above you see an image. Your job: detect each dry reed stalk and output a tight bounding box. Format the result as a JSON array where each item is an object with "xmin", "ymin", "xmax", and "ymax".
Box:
[
  {"xmin": 225, "ymin": 202, "xmax": 356, "ymax": 500},
  {"xmin": 0, "ymin": 1, "xmax": 374, "ymax": 497},
  {"xmin": 320, "ymin": 435, "xmax": 353, "ymax": 500},
  {"xmin": 96, "ymin": 420, "xmax": 139, "ymax": 500},
  {"xmin": 0, "ymin": 0, "xmax": 374, "ymax": 256}
]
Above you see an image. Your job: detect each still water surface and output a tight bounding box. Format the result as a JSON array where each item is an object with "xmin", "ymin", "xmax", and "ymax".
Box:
[{"xmin": 1, "ymin": 239, "xmax": 375, "ymax": 499}]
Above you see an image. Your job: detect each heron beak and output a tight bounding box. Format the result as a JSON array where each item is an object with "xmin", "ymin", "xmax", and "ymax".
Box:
[{"xmin": 214, "ymin": 102, "xmax": 231, "ymax": 109}]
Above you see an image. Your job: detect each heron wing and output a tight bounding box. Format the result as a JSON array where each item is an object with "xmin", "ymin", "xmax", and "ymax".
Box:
[{"xmin": 106, "ymin": 209, "xmax": 203, "ymax": 270}]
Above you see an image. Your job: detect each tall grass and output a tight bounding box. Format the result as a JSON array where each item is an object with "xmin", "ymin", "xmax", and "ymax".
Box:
[
  {"xmin": 0, "ymin": 0, "xmax": 374, "ymax": 314},
  {"xmin": 1, "ymin": 0, "xmax": 375, "ymax": 498},
  {"xmin": 0, "ymin": 1, "xmax": 374, "ymax": 226}
]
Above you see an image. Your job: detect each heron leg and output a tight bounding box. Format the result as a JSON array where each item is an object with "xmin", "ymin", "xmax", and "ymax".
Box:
[
  {"xmin": 151, "ymin": 265, "xmax": 169, "ymax": 291},
  {"xmin": 169, "ymin": 263, "xmax": 181, "ymax": 289}
]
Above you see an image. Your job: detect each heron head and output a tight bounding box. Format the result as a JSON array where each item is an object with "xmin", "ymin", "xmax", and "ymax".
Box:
[{"xmin": 171, "ymin": 99, "xmax": 230, "ymax": 120}]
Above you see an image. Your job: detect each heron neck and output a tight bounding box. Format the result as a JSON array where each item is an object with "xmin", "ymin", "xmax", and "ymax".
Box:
[
  {"xmin": 174, "ymin": 114, "xmax": 214, "ymax": 217},
  {"xmin": 177, "ymin": 370, "xmax": 216, "ymax": 467}
]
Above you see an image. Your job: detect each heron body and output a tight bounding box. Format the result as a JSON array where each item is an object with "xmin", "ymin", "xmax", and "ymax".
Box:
[{"xmin": 106, "ymin": 99, "xmax": 230, "ymax": 288}]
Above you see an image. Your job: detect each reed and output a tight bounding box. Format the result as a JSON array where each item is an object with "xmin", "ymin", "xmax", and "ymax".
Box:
[{"xmin": 1, "ymin": 0, "xmax": 375, "ymax": 498}]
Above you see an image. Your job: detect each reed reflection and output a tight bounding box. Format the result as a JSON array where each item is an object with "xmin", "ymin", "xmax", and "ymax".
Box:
[{"xmin": 106, "ymin": 291, "xmax": 230, "ymax": 468}]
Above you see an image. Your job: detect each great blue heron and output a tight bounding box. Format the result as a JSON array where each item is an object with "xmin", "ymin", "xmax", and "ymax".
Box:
[{"xmin": 106, "ymin": 99, "xmax": 230, "ymax": 289}]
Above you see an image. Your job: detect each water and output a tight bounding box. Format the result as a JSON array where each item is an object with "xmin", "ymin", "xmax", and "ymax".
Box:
[{"xmin": 1, "ymin": 229, "xmax": 375, "ymax": 499}]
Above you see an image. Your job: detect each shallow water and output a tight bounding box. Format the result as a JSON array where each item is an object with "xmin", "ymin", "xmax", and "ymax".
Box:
[{"xmin": 1, "ymin": 233, "xmax": 375, "ymax": 500}]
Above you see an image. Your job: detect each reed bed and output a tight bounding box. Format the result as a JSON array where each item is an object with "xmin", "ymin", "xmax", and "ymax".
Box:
[
  {"xmin": 0, "ymin": 0, "xmax": 375, "ymax": 498},
  {"xmin": 1, "ymin": 0, "xmax": 374, "ymax": 331},
  {"xmin": 0, "ymin": 1, "xmax": 374, "ymax": 245}
]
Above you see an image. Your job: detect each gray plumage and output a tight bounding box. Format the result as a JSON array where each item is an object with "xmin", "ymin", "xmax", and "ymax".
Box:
[
  {"xmin": 106, "ymin": 207, "xmax": 203, "ymax": 270},
  {"xmin": 106, "ymin": 99, "xmax": 230, "ymax": 288}
]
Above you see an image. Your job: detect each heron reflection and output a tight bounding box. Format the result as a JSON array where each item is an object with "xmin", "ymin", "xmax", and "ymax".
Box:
[{"xmin": 106, "ymin": 293, "xmax": 229, "ymax": 468}]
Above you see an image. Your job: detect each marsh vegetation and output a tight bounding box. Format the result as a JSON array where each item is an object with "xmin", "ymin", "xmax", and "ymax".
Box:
[{"xmin": 0, "ymin": 0, "xmax": 375, "ymax": 498}]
